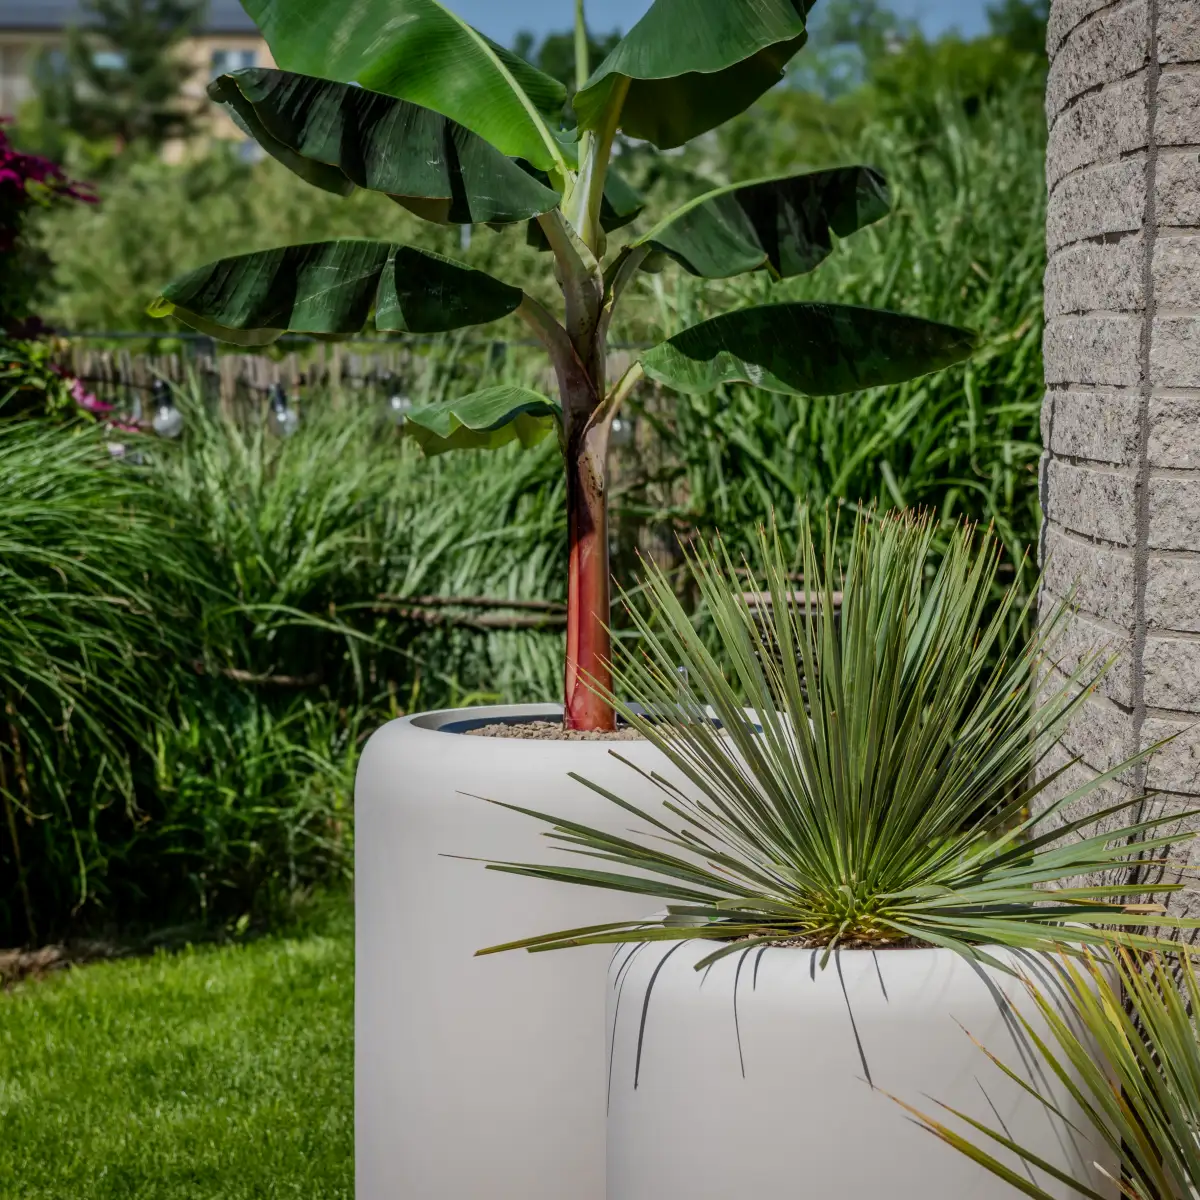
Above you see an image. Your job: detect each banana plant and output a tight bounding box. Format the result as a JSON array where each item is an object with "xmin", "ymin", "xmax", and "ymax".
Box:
[{"xmin": 149, "ymin": 0, "xmax": 978, "ymax": 731}]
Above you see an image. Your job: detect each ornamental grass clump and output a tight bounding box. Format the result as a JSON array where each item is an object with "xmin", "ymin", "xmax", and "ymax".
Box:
[{"xmin": 477, "ymin": 510, "xmax": 1197, "ymax": 965}]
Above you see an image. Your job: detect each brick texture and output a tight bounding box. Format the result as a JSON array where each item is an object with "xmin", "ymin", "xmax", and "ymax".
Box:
[
  {"xmin": 1044, "ymin": 238, "xmax": 1144, "ymax": 316},
  {"xmin": 1043, "ymin": 525, "xmax": 1136, "ymax": 625},
  {"xmin": 1046, "ymin": 159, "xmax": 1146, "ymax": 251},
  {"xmin": 1156, "ymin": 67, "xmax": 1200, "ymax": 143},
  {"xmin": 1046, "ymin": 0, "xmax": 1149, "ymax": 119},
  {"xmin": 1047, "ymin": 74, "xmax": 1149, "ymax": 188},
  {"xmin": 1146, "ymin": 555, "xmax": 1200, "ymax": 631},
  {"xmin": 1045, "ymin": 459, "xmax": 1137, "ymax": 543},
  {"xmin": 1150, "ymin": 318, "xmax": 1200, "ymax": 388},
  {"xmin": 1044, "ymin": 314, "xmax": 1143, "ymax": 385},
  {"xmin": 1159, "ymin": 0, "xmax": 1200, "ymax": 64},
  {"xmin": 1045, "ymin": 388, "xmax": 1139, "ymax": 464},
  {"xmin": 1148, "ymin": 477, "xmax": 1200, "ymax": 549},
  {"xmin": 1157, "ymin": 150, "xmax": 1200, "ymax": 226},
  {"xmin": 1039, "ymin": 0, "xmax": 1200, "ymax": 911},
  {"xmin": 1148, "ymin": 395, "xmax": 1200, "ymax": 468},
  {"xmin": 1152, "ymin": 237, "xmax": 1200, "ymax": 308}
]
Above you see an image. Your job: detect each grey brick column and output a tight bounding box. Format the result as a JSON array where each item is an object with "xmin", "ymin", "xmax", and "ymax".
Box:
[{"xmin": 1039, "ymin": 0, "xmax": 1200, "ymax": 907}]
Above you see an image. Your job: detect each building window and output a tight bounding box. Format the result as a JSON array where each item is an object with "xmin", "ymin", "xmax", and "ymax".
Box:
[
  {"xmin": 92, "ymin": 50, "xmax": 127, "ymax": 70},
  {"xmin": 210, "ymin": 48, "xmax": 257, "ymax": 78}
]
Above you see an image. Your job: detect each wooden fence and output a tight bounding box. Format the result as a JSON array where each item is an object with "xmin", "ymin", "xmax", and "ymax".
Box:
[
  {"xmin": 65, "ymin": 342, "xmax": 465, "ymax": 418},
  {"xmin": 62, "ymin": 341, "xmax": 637, "ymax": 419}
]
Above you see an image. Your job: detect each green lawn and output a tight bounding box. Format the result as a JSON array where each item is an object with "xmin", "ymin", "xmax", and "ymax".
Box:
[{"xmin": 0, "ymin": 904, "xmax": 353, "ymax": 1199}]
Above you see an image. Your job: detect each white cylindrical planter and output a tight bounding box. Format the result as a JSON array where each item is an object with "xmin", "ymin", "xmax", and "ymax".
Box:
[
  {"xmin": 607, "ymin": 940, "xmax": 1116, "ymax": 1200},
  {"xmin": 355, "ymin": 704, "xmax": 679, "ymax": 1200}
]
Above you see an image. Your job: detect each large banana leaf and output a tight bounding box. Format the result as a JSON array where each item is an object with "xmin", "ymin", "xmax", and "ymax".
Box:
[
  {"xmin": 376, "ymin": 248, "xmax": 523, "ymax": 333},
  {"xmin": 240, "ymin": 0, "xmax": 568, "ymax": 173},
  {"xmin": 210, "ymin": 69, "xmax": 561, "ymax": 225},
  {"xmin": 149, "ymin": 241, "xmax": 523, "ymax": 344},
  {"xmin": 574, "ymin": 0, "xmax": 813, "ymax": 149},
  {"xmin": 640, "ymin": 303, "xmax": 978, "ymax": 396},
  {"xmin": 405, "ymin": 386, "xmax": 562, "ymax": 455},
  {"xmin": 633, "ymin": 167, "xmax": 889, "ymax": 279}
]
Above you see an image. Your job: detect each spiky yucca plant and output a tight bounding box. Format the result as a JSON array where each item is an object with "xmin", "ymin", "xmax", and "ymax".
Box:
[
  {"xmin": 476, "ymin": 511, "xmax": 1197, "ymax": 966},
  {"xmin": 906, "ymin": 947, "xmax": 1200, "ymax": 1200}
]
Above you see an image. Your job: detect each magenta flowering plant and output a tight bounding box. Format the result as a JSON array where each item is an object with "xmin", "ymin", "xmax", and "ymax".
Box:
[
  {"xmin": 0, "ymin": 120, "xmax": 96, "ymax": 329},
  {"xmin": 0, "ymin": 336, "xmax": 113, "ymax": 422}
]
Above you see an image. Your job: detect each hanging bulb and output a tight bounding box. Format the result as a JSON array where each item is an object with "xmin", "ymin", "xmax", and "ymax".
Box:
[
  {"xmin": 150, "ymin": 379, "xmax": 184, "ymax": 439},
  {"xmin": 387, "ymin": 393, "xmax": 412, "ymax": 426},
  {"xmin": 609, "ymin": 415, "xmax": 635, "ymax": 448},
  {"xmin": 267, "ymin": 382, "xmax": 300, "ymax": 438}
]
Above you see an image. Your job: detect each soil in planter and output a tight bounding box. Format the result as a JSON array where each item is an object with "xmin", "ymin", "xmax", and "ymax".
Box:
[{"xmin": 466, "ymin": 720, "xmax": 645, "ymax": 742}]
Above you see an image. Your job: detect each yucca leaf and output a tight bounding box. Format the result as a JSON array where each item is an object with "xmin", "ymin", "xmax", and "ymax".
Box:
[{"xmin": 907, "ymin": 948, "xmax": 1200, "ymax": 1200}]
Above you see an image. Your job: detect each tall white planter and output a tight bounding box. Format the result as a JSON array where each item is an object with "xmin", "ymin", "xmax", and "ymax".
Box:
[
  {"xmin": 355, "ymin": 704, "xmax": 678, "ymax": 1200},
  {"xmin": 607, "ymin": 939, "xmax": 1116, "ymax": 1200}
]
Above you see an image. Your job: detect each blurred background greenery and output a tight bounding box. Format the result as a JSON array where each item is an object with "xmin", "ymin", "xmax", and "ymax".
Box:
[{"xmin": 0, "ymin": 0, "xmax": 1052, "ymax": 947}]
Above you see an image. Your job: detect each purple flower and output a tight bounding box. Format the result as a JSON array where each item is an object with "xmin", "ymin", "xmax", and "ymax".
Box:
[{"xmin": 70, "ymin": 378, "xmax": 113, "ymax": 414}]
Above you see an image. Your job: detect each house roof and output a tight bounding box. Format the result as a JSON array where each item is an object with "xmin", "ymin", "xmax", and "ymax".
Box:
[{"xmin": 0, "ymin": 1, "xmax": 260, "ymax": 33}]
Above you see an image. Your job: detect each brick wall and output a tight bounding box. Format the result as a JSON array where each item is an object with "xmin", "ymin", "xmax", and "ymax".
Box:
[{"xmin": 1040, "ymin": 0, "xmax": 1200, "ymax": 904}]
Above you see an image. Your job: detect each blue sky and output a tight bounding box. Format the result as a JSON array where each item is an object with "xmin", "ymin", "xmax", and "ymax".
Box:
[{"xmin": 452, "ymin": 1, "xmax": 992, "ymax": 44}]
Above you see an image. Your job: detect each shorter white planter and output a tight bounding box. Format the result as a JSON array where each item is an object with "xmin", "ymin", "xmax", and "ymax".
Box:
[{"xmin": 607, "ymin": 939, "xmax": 1115, "ymax": 1200}]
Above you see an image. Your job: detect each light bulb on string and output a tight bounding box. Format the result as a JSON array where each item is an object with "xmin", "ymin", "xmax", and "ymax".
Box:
[
  {"xmin": 387, "ymin": 393, "xmax": 412, "ymax": 426},
  {"xmin": 150, "ymin": 379, "xmax": 184, "ymax": 439},
  {"xmin": 267, "ymin": 382, "xmax": 300, "ymax": 438},
  {"xmin": 609, "ymin": 415, "xmax": 635, "ymax": 449}
]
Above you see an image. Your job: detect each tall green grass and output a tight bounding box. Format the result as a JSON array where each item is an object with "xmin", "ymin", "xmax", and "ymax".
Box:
[
  {"xmin": 0, "ymin": 395, "xmax": 569, "ymax": 944},
  {"xmin": 625, "ymin": 91, "xmax": 1045, "ymax": 575},
  {"xmin": 0, "ymin": 423, "xmax": 187, "ymax": 943}
]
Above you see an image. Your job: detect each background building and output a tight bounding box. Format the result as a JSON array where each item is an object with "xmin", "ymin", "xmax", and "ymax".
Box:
[{"xmin": 0, "ymin": 0, "xmax": 270, "ymax": 135}]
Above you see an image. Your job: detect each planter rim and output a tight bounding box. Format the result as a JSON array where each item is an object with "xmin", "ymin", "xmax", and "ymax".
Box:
[
  {"xmin": 377, "ymin": 702, "xmax": 662, "ymax": 757},
  {"xmin": 405, "ymin": 701, "xmax": 565, "ymax": 734},
  {"xmin": 621, "ymin": 938, "xmax": 1050, "ymax": 963},
  {"xmin": 399, "ymin": 702, "xmax": 761, "ymax": 738}
]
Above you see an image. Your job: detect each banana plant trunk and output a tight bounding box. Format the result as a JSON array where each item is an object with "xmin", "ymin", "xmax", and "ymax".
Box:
[{"xmin": 561, "ymin": 329, "xmax": 616, "ymax": 731}]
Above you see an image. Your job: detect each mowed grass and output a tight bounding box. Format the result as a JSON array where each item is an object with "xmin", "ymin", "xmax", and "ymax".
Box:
[{"xmin": 0, "ymin": 902, "xmax": 353, "ymax": 1199}]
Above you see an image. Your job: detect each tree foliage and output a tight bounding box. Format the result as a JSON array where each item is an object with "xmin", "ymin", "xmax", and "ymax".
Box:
[{"xmin": 36, "ymin": 0, "xmax": 205, "ymax": 149}]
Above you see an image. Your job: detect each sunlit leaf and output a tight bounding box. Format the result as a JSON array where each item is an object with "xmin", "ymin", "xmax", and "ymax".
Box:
[
  {"xmin": 575, "ymin": 0, "xmax": 813, "ymax": 149},
  {"xmin": 151, "ymin": 241, "xmax": 523, "ymax": 344},
  {"xmin": 405, "ymin": 386, "xmax": 561, "ymax": 456},
  {"xmin": 241, "ymin": 0, "xmax": 569, "ymax": 172}
]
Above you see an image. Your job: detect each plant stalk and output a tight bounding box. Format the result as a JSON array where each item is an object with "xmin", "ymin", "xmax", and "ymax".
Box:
[
  {"xmin": 564, "ymin": 412, "xmax": 614, "ymax": 731},
  {"xmin": 574, "ymin": 0, "xmax": 589, "ymax": 93}
]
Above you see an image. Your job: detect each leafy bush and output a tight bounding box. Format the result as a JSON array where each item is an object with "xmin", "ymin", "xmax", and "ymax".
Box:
[{"xmin": 0, "ymin": 121, "xmax": 94, "ymax": 330}]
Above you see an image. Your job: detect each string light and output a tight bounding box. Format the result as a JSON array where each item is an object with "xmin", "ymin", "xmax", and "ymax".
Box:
[
  {"xmin": 609, "ymin": 416, "xmax": 635, "ymax": 448},
  {"xmin": 387, "ymin": 393, "xmax": 412, "ymax": 426},
  {"xmin": 150, "ymin": 379, "xmax": 184, "ymax": 439},
  {"xmin": 267, "ymin": 382, "xmax": 300, "ymax": 438}
]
